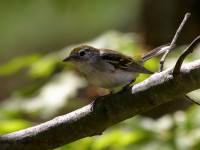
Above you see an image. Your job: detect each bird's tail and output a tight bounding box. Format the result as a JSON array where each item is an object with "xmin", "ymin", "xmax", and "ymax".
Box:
[{"xmin": 141, "ymin": 44, "xmax": 174, "ymax": 63}]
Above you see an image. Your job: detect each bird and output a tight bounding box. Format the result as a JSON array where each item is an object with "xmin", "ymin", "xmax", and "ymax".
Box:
[{"xmin": 63, "ymin": 44, "xmax": 170, "ymax": 92}]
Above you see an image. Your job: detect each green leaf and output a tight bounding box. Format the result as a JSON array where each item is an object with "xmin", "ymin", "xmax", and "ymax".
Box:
[
  {"xmin": 0, "ymin": 119, "xmax": 32, "ymax": 134},
  {"xmin": 0, "ymin": 54, "xmax": 40, "ymax": 76}
]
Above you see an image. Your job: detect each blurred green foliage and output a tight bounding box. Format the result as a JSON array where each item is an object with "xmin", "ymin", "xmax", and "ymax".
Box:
[
  {"xmin": 0, "ymin": 0, "xmax": 141, "ymax": 61},
  {"xmin": 0, "ymin": 54, "xmax": 40, "ymax": 76},
  {"xmin": 0, "ymin": 119, "xmax": 32, "ymax": 135},
  {"xmin": 0, "ymin": 31, "xmax": 200, "ymax": 150}
]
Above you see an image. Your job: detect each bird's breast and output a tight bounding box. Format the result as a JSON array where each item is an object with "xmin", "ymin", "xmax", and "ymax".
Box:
[{"xmin": 74, "ymin": 61, "xmax": 138, "ymax": 89}]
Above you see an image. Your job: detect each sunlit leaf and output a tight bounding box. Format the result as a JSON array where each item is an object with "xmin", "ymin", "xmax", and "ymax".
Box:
[
  {"xmin": 0, "ymin": 119, "xmax": 32, "ymax": 134},
  {"xmin": 0, "ymin": 54, "xmax": 40, "ymax": 76},
  {"xmin": 28, "ymin": 54, "xmax": 58, "ymax": 78}
]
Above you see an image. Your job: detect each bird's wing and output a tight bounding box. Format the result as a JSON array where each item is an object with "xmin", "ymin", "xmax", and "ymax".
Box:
[{"xmin": 100, "ymin": 49, "xmax": 153, "ymax": 74}]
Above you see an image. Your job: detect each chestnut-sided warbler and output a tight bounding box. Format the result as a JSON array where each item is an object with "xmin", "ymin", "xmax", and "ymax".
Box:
[{"xmin": 63, "ymin": 45, "xmax": 170, "ymax": 91}]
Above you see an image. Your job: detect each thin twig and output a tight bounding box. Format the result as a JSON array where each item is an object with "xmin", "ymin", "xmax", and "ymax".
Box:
[
  {"xmin": 173, "ymin": 36, "xmax": 200, "ymax": 75},
  {"xmin": 159, "ymin": 13, "xmax": 191, "ymax": 72},
  {"xmin": 185, "ymin": 95, "xmax": 200, "ymax": 106}
]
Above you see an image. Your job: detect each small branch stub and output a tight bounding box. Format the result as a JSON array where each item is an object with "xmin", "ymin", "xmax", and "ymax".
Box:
[{"xmin": 173, "ymin": 36, "xmax": 200, "ymax": 75}]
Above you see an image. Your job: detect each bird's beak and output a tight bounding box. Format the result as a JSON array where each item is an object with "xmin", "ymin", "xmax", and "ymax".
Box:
[{"xmin": 63, "ymin": 55, "xmax": 75, "ymax": 62}]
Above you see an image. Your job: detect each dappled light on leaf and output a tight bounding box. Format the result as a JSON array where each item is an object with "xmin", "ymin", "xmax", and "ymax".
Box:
[
  {"xmin": 0, "ymin": 72, "xmax": 87, "ymax": 120},
  {"xmin": 29, "ymin": 54, "xmax": 59, "ymax": 78},
  {"xmin": 22, "ymin": 72, "xmax": 87, "ymax": 118}
]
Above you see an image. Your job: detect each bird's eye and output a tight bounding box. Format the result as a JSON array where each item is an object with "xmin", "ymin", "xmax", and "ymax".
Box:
[{"xmin": 79, "ymin": 50, "xmax": 86, "ymax": 56}]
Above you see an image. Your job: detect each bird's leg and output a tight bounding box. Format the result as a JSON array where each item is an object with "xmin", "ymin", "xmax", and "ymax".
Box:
[
  {"xmin": 122, "ymin": 79, "xmax": 136, "ymax": 92},
  {"xmin": 109, "ymin": 89, "xmax": 114, "ymax": 94}
]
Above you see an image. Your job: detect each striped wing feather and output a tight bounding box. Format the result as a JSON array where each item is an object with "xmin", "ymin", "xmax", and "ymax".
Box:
[{"xmin": 100, "ymin": 49, "xmax": 153, "ymax": 74}]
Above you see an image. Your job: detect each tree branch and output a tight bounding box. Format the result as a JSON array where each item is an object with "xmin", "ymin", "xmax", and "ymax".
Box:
[{"xmin": 1, "ymin": 58, "xmax": 200, "ymax": 149}]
